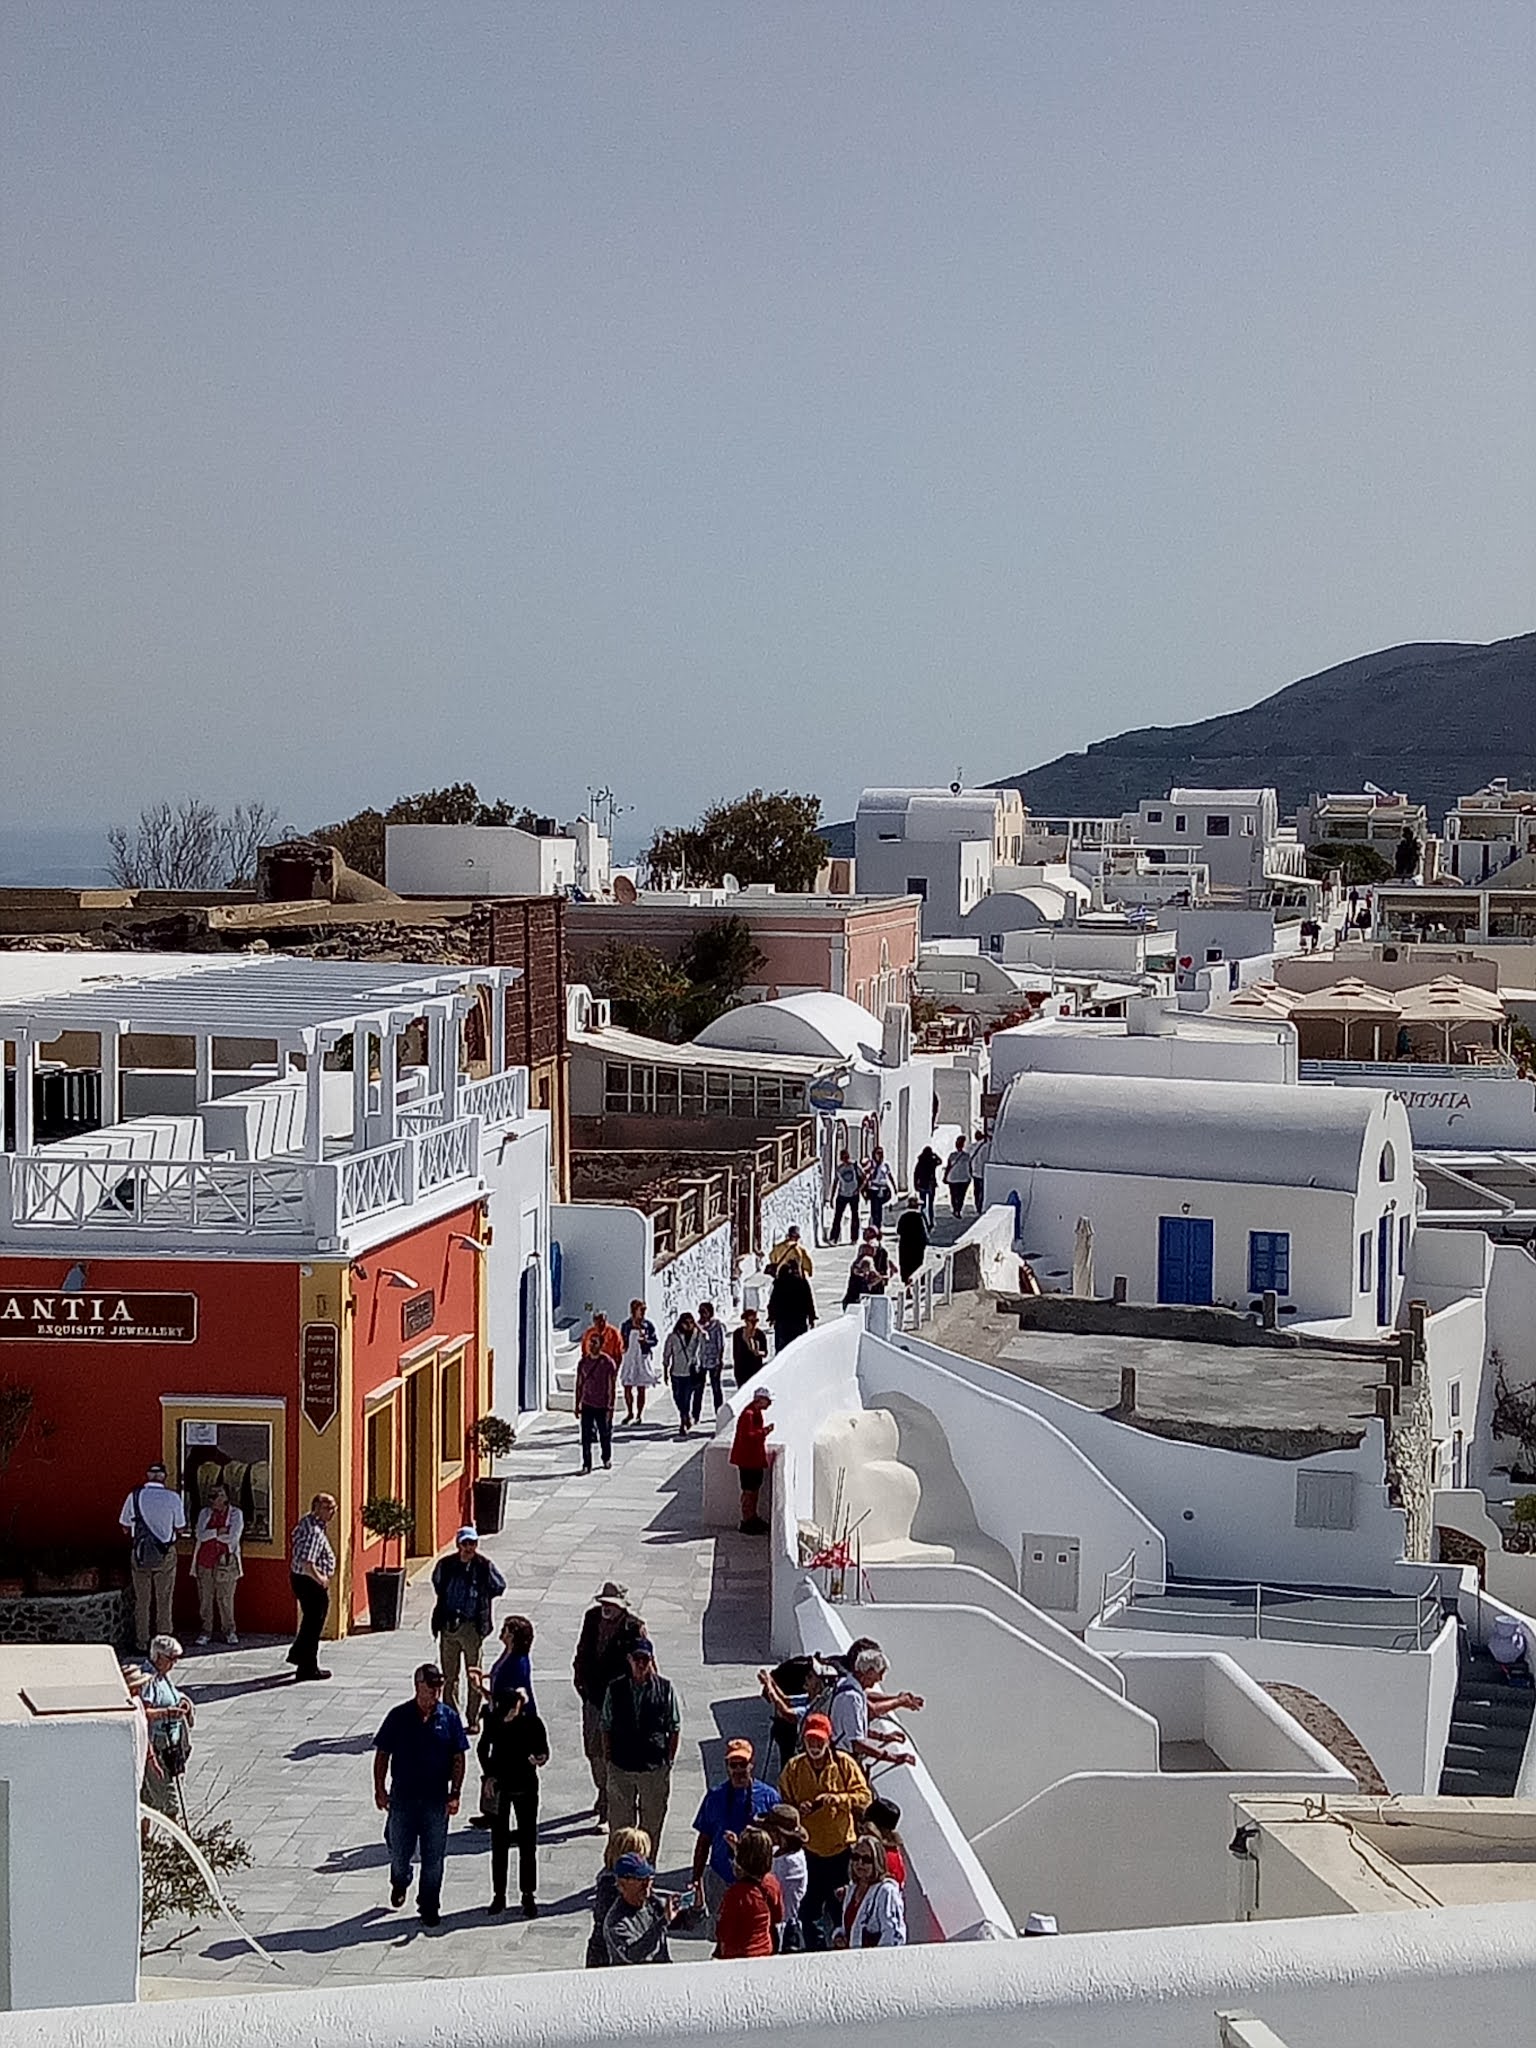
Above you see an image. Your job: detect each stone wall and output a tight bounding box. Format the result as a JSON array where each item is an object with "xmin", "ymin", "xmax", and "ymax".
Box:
[
  {"xmin": 1387, "ymin": 1386, "xmax": 1435, "ymax": 1562},
  {"xmin": 655, "ymin": 1222, "xmax": 735, "ymax": 1326},
  {"xmin": 761, "ymin": 1163, "xmax": 822, "ymax": 1256},
  {"xmin": 0, "ymin": 1589, "xmax": 130, "ymax": 1650}
]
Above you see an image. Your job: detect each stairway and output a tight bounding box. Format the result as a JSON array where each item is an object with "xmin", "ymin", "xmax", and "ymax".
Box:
[
  {"xmin": 1438, "ymin": 1635, "xmax": 1536, "ymax": 1797},
  {"xmin": 549, "ymin": 1317, "xmax": 583, "ymax": 1412}
]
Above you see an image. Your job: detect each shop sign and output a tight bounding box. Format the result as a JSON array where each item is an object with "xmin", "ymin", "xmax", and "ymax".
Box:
[
  {"xmin": 0, "ymin": 1291, "xmax": 197, "ymax": 1342},
  {"xmin": 401, "ymin": 1290, "xmax": 436, "ymax": 1340},
  {"xmin": 301, "ymin": 1322, "xmax": 341, "ymax": 1433}
]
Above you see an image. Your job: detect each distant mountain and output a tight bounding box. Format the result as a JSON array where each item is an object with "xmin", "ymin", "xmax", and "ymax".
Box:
[{"xmin": 992, "ymin": 634, "xmax": 1536, "ymax": 825}]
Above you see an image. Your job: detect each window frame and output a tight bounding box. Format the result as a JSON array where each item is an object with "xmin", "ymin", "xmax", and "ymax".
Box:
[{"xmin": 1247, "ymin": 1229, "xmax": 1292, "ymax": 1296}]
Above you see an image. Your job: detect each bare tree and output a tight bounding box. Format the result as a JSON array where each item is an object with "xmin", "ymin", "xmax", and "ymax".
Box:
[{"xmin": 107, "ymin": 799, "xmax": 281, "ymax": 891}]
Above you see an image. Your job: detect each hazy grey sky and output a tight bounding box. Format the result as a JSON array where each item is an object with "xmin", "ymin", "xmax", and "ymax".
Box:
[{"xmin": 3, "ymin": 3, "xmax": 1532, "ymax": 839}]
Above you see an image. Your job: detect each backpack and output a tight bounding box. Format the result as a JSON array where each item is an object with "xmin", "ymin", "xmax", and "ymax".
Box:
[{"xmin": 131, "ymin": 1489, "xmax": 173, "ymax": 1571}]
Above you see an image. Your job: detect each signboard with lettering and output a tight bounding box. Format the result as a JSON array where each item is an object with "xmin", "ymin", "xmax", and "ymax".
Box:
[
  {"xmin": 0, "ymin": 1292, "xmax": 197, "ymax": 1342},
  {"xmin": 301, "ymin": 1322, "xmax": 341, "ymax": 1434},
  {"xmin": 401, "ymin": 1291, "xmax": 436, "ymax": 1341}
]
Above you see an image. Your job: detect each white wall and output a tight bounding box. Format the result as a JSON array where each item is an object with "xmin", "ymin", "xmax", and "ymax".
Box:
[
  {"xmin": 1086, "ymin": 1619, "xmax": 1458, "ymax": 1796},
  {"xmin": 481, "ymin": 1111, "xmax": 553, "ymax": 1415},
  {"xmin": 0, "ymin": 1647, "xmax": 141, "ymax": 2009},
  {"xmin": 1114, "ymin": 1651, "xmax": 1349, "ymax": 1778},
  {"xmin": 549, "ymin": 1202, "xmax": 652, "ymax": 1327},
  {"xmin": 653, "ymin": 1221, "xmax": 734, "ymax": 1328},
  {"xmin": 998, "ymin": 926, "xmax": 1150, "ymax": 975},
  {"xmin": 856, "ymin": 1338, "xmax": 1167, "ymax": 1626},
  {"xmin": 988, "ymin": 1022, "xmax": 1295, "ymax": 1090},
  {"xmin": 891, "ymin": 1333, "xmax": 1410, "ymax": 1589},
  {"xmin": 385, "ymin": 823, "xmax": 576, "ymax": 898},
  {"xmin": 864, "ymin": 1603, "xmax": 1160, "ymax": 1837},
  {"xmin": 859, "ymin": 1561, "xmax": 1125, "ymax": 1694},
  {"xmin": 40, "ymin": 1905, "xmax": 1536, "ymax": 2048},
  {"xmin": 1321, "ymin": 1069, "xmax": 1536, "ymax": 1149},
  {"xmin": 1421, "ymin": 1291, "xmax": 1488, "ymax": 1487},
  {"xmin": 760, "ymin": 1163, "xmax": 821, "ymax": 1260}
]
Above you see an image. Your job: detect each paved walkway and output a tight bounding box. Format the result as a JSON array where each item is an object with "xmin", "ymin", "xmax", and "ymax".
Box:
[{"xmin": 144, "ymin": 1412, "xmax": 770, "ymax": 1997}]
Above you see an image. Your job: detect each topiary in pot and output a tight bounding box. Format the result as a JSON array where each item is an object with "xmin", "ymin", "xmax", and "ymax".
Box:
[
  {"xmin": 360, "ymin": 1496, "xmax": 414, "ymax": 1631},
  {"xmin": 470, "ymin": 1416, "xmax": 517, "ymax": 1534}
]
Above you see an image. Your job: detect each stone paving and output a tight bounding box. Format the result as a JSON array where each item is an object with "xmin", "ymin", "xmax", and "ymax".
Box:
[{"xmin": 143, "ymin": 1410, "xmax": 770, "ymax": 1997}]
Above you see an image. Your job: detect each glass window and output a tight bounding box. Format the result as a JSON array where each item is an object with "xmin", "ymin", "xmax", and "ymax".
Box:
[
  {"xmin": 906, "ymin": 877, "xmax": 928, "ymax": 899},
  {"xmin": 730, "ymin": 1074, "xmax": 756, "ymax": 1115},
  {"xmin": 1205, "ymin": 815, "xmax": 1231, "ymax": 837},
  {"xmin": 439, "ymin": 1351, "xmax": 464, "ymax": 1468},
  {"xmin": 1147, "ymin": 809, "xmax": 1163, "ymax": 823},
  {"xmin": 604, "ymin": 1062, "xmax": 629, "ymax": 1112},
  {"xmin": 1359, "ymin": 1230, "xmax": 1373, "ymax": 1293},
  {"xmin": 179, "ymin": 1418, "xmax": 275, "ymax": 1545},
  {"xmin": 706, "ymin": 1072, "xmax": 730, "ymax": 1113},
  {"xmin": 756, "ymin": 1077, "xmax": 782, "ymax": 1114},
  {"xmin": 365, "ymin": 1402, "xmax": 394, "ymax": 1502},
  {"xmin": 1398, "ymin": 1214, "xmax": 1410, "ymax": 1275},
  {"xmin": 1174, "ymin": 814, "xmax": 1187, "ymax": 833},
  {"xmin": 1248, "ymin": 1231, "xmax": 1291, "ymax": 1295},
  {"xmin": 680, "ymin": 1071, "xmax": 705, "ymax": 1114},
  {"xmin": 654, "ymin": 1068, "xmax": 680, "ymax": 1113},
  {"xmin": 1379, "ymin": 1143, "xmax": 1395, "ymax": 1182}
]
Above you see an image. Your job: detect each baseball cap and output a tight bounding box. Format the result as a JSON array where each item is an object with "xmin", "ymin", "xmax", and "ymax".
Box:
[
  {"xmin": 613, "ymin": 1853, "xmax": 655, "ymax": 1880},
  {"xmin": 724, "ymin": 1738, "xmax": 754, "ymax": 1762},
  {"xmin": 455, "ymin": 1525, "xmax": 479, "ymax": 1545},
  {"xmin": 803, "ymin": 1712, "xmax": 833, "ymax": 1740},
  {"xmin": 147, "ymin": 1462, "xmax": 167, "ymax": 1478},
  {"xmin": 751, "ymin": 1387, "xmax": 772, "ymax": 1405},
  {"xmin": 629, "ymin": 1635, "xmax": 656, "ymax": 1659}
]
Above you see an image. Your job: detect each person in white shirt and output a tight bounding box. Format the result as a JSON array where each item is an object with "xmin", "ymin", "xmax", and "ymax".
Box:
[
  {"xmin": 827, "ymin": 1646, "xmax": 920, "ymax": 1769},
  {"xmin": 191, "ymin": 1483, "xmax": 245, "ymax": 1646},
  {"xmin": 834, "ymin": 1837, "xmax": 907, "ymax": 1949},
  {"xmin": 942, "ymin": 1140, "xmax": 972, "ymax": 1218},
  {"xmin": 863, "ymin": 1149, "xmax": 895, "ymax": 1229},
  {"xmin": 120, "ymin": 1461, "xmax": 189, "ymax": 1652},
  {"xmin": 764, "ymin": 1802, "xmax": 810, "ymax": 1952}
]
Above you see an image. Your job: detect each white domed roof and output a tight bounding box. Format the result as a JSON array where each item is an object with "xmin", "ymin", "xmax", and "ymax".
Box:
[
  {"xmin": 691, "ymin": 992, "xmax": 884, "ymax": 1063},
  {"xmin": 992, "ymin": 1070, "xmax": 1382, "ymax": 1192}
]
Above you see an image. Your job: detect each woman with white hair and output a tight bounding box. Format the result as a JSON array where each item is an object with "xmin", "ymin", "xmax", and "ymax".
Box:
[{"xmin": 140, "ymin": 1636, "xmax": 194, "ymax": 1817}]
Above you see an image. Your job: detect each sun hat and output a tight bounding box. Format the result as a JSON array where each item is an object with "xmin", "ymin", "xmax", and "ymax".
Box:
[
  {"xmin": 1023, "ymin": 1911, "xmax": 1059, "ymax": 1936},
  {"xmin": 613, "ymin": 1853, "xmax": 655, "ymax": 1880},
  {"xmin": 593, "ymin": 1579, "xmax": 630, "ymax": 1607},
  {"xmin": 765, "ymin": 1802, "xmax": 809, "ymax": 1850}
]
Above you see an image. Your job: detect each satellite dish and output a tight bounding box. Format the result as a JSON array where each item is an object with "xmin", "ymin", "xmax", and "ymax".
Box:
[
  {"xmin": 614, "ymin": 874, "xmax": 638, "ymax": 904},
  {"xmin": 722, "ymin": 872, "xmax": 740, "ymax": 892}
]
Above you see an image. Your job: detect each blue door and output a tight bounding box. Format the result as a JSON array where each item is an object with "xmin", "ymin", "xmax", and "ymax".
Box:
[
  {"xmin": 519, "ymin": 1262, "xmax": 537, "ymax": 1413},
  {"xmin": 1158, "ymin": 1216, "xmax": 1214, "ymax": 1304},
  {"xmin": 1376, "ymin": 1214, "xmax": 1391, "ymax": 1326}
]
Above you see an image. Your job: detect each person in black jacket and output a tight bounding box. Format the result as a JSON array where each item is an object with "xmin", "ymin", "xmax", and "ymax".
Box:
[
  {"xmin": 478, "ymin": 1687, "xmax": 549, "ymax": 1917},
  {"xmin": 573, "ymin": 1582, "xmax": 644, "ymax": 1823},
  {"xmin": 896, "ymin": 1197, "xmax": 929, "ymax": 1284},
  {"xmin": 767, "ymin": 1260, "xmax": 816, "ymax": 1355}
]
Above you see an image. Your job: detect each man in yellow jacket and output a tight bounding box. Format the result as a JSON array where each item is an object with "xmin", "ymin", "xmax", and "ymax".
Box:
[{"xmin": 778, "ymin": 1710, "xmax": 870, "ymax": 1950}]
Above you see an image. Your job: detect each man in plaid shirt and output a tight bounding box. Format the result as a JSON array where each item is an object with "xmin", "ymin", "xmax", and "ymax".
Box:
[{"xmin": 287, "ymin": 1493, "xmax": 338, "ymax": 1682}]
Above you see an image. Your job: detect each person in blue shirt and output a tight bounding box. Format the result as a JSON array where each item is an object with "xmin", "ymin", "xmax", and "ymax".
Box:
[
  {"xmin": 689, "ymin": 1737, "xmax": 780, "ymax": 1930},
  {"xmin": 430, "ymin": 1526, "xmax": 506, "ymax": 1734},
  {"xmin": 373, "ymin": 1663, "xmax": 470, "ymax": 1927}
]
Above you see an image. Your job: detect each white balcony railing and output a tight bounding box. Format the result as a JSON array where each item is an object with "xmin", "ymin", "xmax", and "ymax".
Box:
[
  {"xmin": 4, "ymin": 1117, "xmax": 487, "ymax": 1246},
  {"xmin": 460, "ymin": 1067, "xmax": 529, "ymax": 1129}
]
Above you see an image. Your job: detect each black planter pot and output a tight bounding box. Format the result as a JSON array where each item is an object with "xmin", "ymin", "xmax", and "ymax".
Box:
[
  {"xmin": 473, "ymin": 1475, "xmax": 509, "ymax": 1537},
  {"xmin": 366, "ymin": 1566, "xmax": 406, "ymax": 1632}
]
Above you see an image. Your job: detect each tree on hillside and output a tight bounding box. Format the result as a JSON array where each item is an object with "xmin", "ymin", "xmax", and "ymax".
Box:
[
  {"xmin": 1305, "ymin": 840, "xmax": 1393, "ymax": 887},
  {"xmin": 107, "ymin": 799, "xmax": 281, "ymax": 890},
  {"xmin": 312, "ymin": 784, "xmax": 539, "ymax": 882},
  {"xmin": 644, "ymin": 790, "xmax": 827, "ymax": 893}
]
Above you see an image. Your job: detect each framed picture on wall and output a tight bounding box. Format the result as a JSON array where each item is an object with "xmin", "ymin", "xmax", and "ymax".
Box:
[{"xmin": 177, "ymin": 1417, "xmax": 275, "ymax": 1544}]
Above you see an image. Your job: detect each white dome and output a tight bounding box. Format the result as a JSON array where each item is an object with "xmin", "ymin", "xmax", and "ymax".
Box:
[
  {"xmin": 992, "ymin": 1070, "xmax": 1383, "ymax": 1192},
  {"xmin": 691, "ymin": 992, "xmax": 885, "ymax": 1063}
]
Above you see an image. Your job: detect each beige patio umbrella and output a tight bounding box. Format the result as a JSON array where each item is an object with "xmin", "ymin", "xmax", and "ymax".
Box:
[
  {"xmin": 1288, "ymin": 977, "xmax": 1402, "ymax": 1060},
  {"xmin": 1071, "ymin": 1214, "xmax": 1095, "ymax": 1299},
  {"xmin": 1394, "ymin": 976, "xmax": 1507, "ymax": 1061},
  {"xmin": 1209, "ymin": 979, "xmax": 1300, "ymax": 1020}
]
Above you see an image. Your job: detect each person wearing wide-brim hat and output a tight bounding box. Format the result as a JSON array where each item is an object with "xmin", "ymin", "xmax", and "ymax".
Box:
[
  {"xmin": 573, "ymin": 1580, "xmax": 644, "ymax": 1824},
  {"xmin": 762, "ymin": 1801, "xmax": 811, "ymax": 1951}
]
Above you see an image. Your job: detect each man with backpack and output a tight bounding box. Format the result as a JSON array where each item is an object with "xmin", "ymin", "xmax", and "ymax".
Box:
[{"xmin": 119, "ymin": 1460, "xmax": 189, "ymax": 1651}]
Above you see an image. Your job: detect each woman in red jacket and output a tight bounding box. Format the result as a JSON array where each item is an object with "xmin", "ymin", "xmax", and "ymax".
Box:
[{"xmin": 730, "ymin": 1389, "xmax": 774, "ymax": 1536}]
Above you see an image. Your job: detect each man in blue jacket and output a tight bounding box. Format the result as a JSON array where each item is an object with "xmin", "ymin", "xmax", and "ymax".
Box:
[{"xmin": 431, "ymin": 1527, "xmax": 506, "ymax": 1732}]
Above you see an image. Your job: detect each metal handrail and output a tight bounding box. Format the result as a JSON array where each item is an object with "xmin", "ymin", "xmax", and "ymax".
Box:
[{"xmin": 1099, "ymin": 1572, "xmax": 1443, "ymax": 1651}]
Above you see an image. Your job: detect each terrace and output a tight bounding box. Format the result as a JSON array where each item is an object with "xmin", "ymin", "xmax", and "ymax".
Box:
[{"xmin": 0, "ymin": 959, "xmax": 531, "ymax": 1255}]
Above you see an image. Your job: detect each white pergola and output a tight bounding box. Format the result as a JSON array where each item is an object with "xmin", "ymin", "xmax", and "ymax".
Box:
[{"xmin": 0, "ymin": 958, "xmax": 521, "ymax": 1163}]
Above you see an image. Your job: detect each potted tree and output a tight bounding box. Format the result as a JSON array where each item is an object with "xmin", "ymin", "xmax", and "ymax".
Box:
[
  {"xmin": 470, "ymin": 1416, "xmax": 518, "ymax": 1535},
  {"xmin": 360, "ymin": 1496, "xmax": 414, "ymax": 1632}
]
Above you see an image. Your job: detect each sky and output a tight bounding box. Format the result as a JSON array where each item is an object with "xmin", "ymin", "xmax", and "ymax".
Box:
[{"xmin": 2, "ymin": 3, "xmax": 1532, "ymax": 845}]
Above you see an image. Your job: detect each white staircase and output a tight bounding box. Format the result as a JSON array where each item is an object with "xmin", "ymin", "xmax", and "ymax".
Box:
[{"xmin": 549, "ymin": 1316, "xmax": 583, "ymax": 1411}]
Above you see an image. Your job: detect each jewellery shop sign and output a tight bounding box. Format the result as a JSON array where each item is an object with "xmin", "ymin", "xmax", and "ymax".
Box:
[{"xmin": 0, "ymin": 1291, "xmax": 198, "ymax": 1342}]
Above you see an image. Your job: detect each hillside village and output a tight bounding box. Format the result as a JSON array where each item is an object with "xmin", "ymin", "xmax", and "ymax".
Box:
[{"xmin": 4, "ymin": 762, "xmax": 1536, "ymax": 2043}]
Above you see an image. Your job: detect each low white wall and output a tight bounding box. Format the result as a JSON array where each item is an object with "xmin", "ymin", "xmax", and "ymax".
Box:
[
  {"xmin": 33, "ymin": 1906, "xmax": 1536, "ymax": 2048},
  {"xmin": 893, "ymin": 1332, "xmax": 1409, "ymax": 1589},
  {"xmin": 863, "ymin": 1603, "xmax": 1159, "ymax": 1837},
  {"xmin": 1436, "ymin": 1490, "xmax": 1536, "ymax": 1617},
  {"xmin": 972, "ymin": 1763, "xmax": 1346, "ymax": 1934},
  {"xmin": 860, "ymin": 1562, "xmax": 1124, "ymax": 1694},
  {"xmin": 788, "ymin": 1584, "xmax": 1014, "ymax": 1942},
  {"xmin": 948, "ymin": 1205, "xmax": 1020, "ymax": 1292},
  {"xmin": 0, "ymin": 1648, "xmax": 142, "ymax": 2009},
  {"xmin": 654, "ymin": 1220, "xmax": 734, "ymax": 1328},
  {"xmin": 857, "ymin": 1336, "xmax": 1166, "ymax": 1628},
  {"xmin": 1113, "ymin": 1652, "xmax": 1350, "ymax": 1779},
  {"xmin": 1085, "ymin": 1619, "xmax": 1458, "ymax": 1796},
  {"xmin": 550, "ymin": 1202, "xmax": 652, "ymax": 1325}
]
